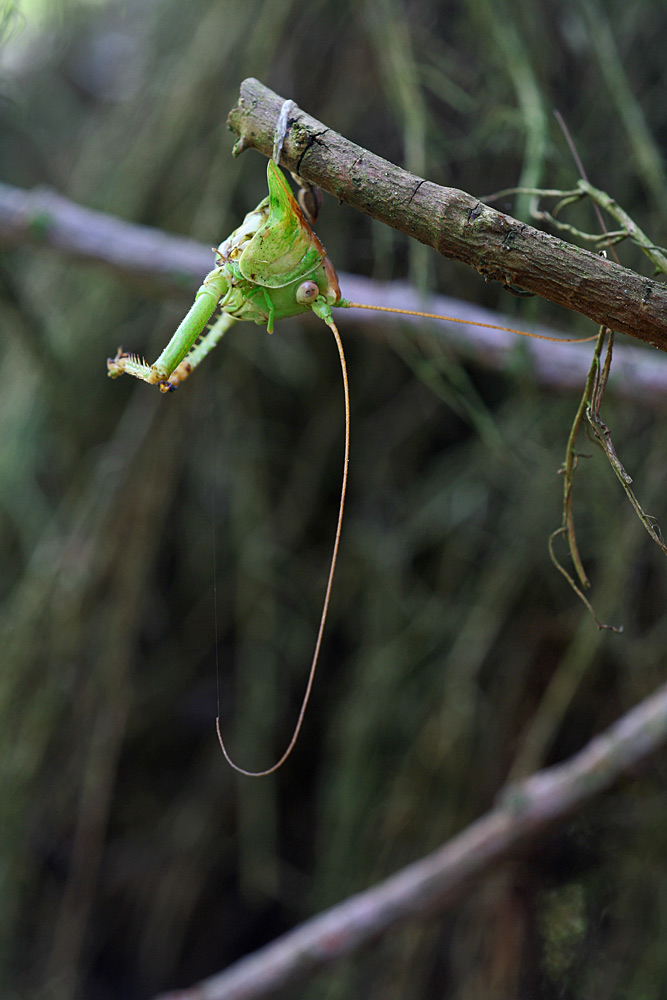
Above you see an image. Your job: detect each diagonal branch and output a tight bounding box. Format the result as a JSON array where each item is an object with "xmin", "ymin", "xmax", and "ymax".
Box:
[
  {"xmin": 227, "ymin": 78, "xmax": 667, "ymax": 351},
  {"xmin": 155, "ymin": 680, "xmax": 667, "ymax": 1000}
]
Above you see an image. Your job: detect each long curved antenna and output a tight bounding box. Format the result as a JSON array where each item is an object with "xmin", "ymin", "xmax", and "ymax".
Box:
[
  {"xmin": 217, "ymin": 318, "xmax": 350, "ymax": 776},
  {"xmin": 344, "ymin": 302, "xmax": 599, "ymax": 344}
]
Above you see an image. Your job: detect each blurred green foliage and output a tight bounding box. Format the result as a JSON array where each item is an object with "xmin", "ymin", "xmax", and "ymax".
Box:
[{"xmin": 1, "ymin": 0, "xmax": 667, "ymax": 998}]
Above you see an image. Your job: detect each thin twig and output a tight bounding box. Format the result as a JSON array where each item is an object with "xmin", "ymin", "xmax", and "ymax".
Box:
[
  {"xmin": 482, "ymin": 180, "xmax": 667, "ymax": 277},
  {"xmin": 586, "ymin": 332, "xmax": 667, "ymax": 558},
  {"xmin": 547, "ymin": 327, "xmax": 607, "ymax": 611},
  {"xmin": 548, "ymin": 326, "xmax": 625, "ymax": 637}
]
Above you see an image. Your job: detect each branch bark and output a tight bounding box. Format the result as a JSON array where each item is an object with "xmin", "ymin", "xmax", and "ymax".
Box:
[
  {"xmin": 155, "ymin": 680, "xmax": 667, "ymax": 1000},
  {"xmin": 1, "ymin": 181, "xmax": 667, "ymax": 406},
  {"xmin": 227, "ymin": 78, "xmax": 667, "ymax": 351}
]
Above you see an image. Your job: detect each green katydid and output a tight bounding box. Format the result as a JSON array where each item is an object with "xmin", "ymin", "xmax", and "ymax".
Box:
[
  {"xmin": 108, "ymin": 157, "xmax": 595, "ymax": 776},
  {"xmin": 106, "ymin": 159, "xmax": 585, "ymax": 393}
]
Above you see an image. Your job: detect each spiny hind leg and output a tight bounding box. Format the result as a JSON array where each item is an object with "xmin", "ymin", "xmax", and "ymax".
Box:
[
  {"xmin": 107, "ymin": 266, "xmax": 231, "ymax": 390},
  {"xmin": 158, "ymin": 311, "xmax": 238, "ymax": 391},
  {"xmin": 107, "ymin": 350, "xmax": 165, "ymax": 384}
]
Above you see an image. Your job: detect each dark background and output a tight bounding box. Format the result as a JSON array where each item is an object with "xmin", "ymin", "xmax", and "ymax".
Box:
[{"xmin": 1, "ymin": 1, "xmax": 667, "ymax": 997}]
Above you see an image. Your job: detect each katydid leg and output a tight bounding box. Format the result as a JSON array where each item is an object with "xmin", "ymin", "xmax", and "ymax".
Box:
[
  {"xmin": 107, "ymin": 266, "xmax": 230, "ymax": 386},
  {"xmin": 160, "ymin": 311, "xmax": 238, "ymax": 391}
]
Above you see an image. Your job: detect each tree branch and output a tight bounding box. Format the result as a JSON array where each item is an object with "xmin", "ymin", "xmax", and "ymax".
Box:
[
  {"xmin": 227, "ymin": 78, "xmax": 667, "ymax": 351},
  {"xmin": 155, "ymin": 680, "xmax": 667, "ymax": 1000},
  {"xmin": 1, "ymin": 180, "xmax": 667, "ymax": 405}
]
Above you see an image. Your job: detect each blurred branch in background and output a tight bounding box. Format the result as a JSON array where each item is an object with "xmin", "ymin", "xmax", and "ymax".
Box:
[
  {"xmin": 157, "ymin": 678, "xmax": 667, "ymax": 1000},
  {"xmin": 2, "ymin": 178, "xmax": 667, "ymax": 405}
]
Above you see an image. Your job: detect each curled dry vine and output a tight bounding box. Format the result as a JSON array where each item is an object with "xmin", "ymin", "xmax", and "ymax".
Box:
[{"xmin": 508, "ymin": 180, "xmax": 667, "ymax": 627}]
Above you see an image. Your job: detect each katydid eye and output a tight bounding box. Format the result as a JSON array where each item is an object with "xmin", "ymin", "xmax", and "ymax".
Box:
[{"xmin": 296, "ymin": 280, "xmax": 319, "ymax": 304}]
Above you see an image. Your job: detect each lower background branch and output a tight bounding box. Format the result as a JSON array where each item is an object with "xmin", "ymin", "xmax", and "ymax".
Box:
[{"xmin": 157, "ymin": 680, "xmax": 667, "ymax": 1000}]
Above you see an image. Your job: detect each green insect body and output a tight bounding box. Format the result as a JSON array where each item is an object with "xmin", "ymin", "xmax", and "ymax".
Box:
[
  {"xmin": 107, "ymin": 155, "xmax": 582, "ymax": 397},
  {"xmin": 107, "ymin": 160, "xmax": 347, "ymax": 391}
]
